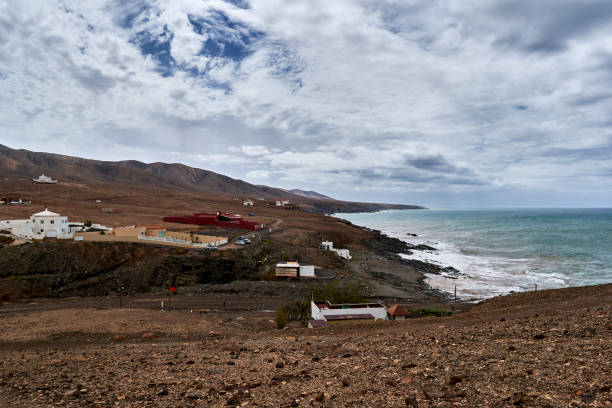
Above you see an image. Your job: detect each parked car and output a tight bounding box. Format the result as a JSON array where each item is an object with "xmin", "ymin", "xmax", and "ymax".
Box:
[
  {"xmin": 248, "ymin": 213, "xmax": 254, "ymax": 216},
  {"xmin": 204, "ymin": 244, "xmax": 217, "ymax": 250}
]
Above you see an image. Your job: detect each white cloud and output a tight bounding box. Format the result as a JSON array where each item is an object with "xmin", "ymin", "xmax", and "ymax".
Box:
[{"xmin": 1, "ymin": 0, "xmax": 612, "ymax": 206}]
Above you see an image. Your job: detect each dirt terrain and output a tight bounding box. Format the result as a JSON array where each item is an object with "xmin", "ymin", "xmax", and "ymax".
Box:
[
  {"xmin": 0, "ymin": 179, "xmax": 442, "ymax": 303},
  {"xmin": 0, "ymin": 284, "xmax": 610, "ymax": 407}
]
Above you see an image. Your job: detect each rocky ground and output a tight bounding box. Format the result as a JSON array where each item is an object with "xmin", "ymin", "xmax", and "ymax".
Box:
[{"xmin": 0, "ymin": 284, "xmax": 610, "ymax": 407}]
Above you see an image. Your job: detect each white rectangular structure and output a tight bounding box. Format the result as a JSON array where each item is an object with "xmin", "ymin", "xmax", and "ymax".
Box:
[
  {"xmin": 311, "ymin": 301, "xmax": 388, "ymax": 321},
  {"xmin": 32, "ymin": 174, "xmax": 58, "ymax": 184},
  {"xmin": 299, "ymin": 263, "xmax": 315, "ymax": 278},
  {"xmin": 321, "ymin": 241, "xmax": 352, "ymax": 260}
]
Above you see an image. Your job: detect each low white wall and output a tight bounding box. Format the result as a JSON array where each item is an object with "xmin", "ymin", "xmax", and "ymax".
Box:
[{"xmin": 322, "ymin": 306, "xmax": 387, "ymax": 320}]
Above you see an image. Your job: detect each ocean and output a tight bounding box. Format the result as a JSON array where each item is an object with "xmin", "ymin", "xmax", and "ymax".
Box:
[{"xmin": 336, "ymin": 208, "xmax": 612, "ymax": 301}]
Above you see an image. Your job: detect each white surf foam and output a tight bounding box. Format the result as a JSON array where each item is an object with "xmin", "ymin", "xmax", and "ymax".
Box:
[{"xmin": 385, "ymin": 227, "xmax": 571, "ymax": 301}]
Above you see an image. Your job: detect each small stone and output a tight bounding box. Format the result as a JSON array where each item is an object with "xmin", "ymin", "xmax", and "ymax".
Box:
[
  {"xmin": 448, "ymin": 375, "xmax": 463, "ymax": 385},
  {"xmin": 533, "ymin": 334, "xmax": 545, "ymax": 340},
  {"xmin": 64, "ymin": 388, "xmax": 81, "ymax": 399},
  {"xmin": 314, "ymin": 392, "xmax": 325, "ymax": 402},
  {"xmin": 405, "ymin": 396, "xmax": 418, "ymax": 407},
  {"xmin": 227, "ymin": 361, "xmax": 235, "ymax": 366},
  {"xmin": 422, "ymin": 385, "xmax": 444, "ymax": 400},
  {"xmin": 386, "ymin": 379, "xmax": 397, "ymax": 387},
  {"xmin": 275, "ymin": 362, "xmax": 284, "ymax": 368},
  {"xmin": 512, "ymin": 391, "xmax": 526, "ymax": 405},
  {"xmin": 158, "ymin": 388, "xmax": 169, "ymax": 396},
  {"xmin": 342, "ymin": 378, "xmax": 350, "ymax": 387}
]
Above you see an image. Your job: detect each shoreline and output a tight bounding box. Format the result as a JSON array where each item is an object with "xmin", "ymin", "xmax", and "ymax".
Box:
[{"xmin": 335, "ymin": 210, "xmax": 611, "ymax": 303}]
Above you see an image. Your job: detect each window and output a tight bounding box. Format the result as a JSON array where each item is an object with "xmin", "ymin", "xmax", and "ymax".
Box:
[
  {"xmin": 40, "ymin": 220, "xmax": 44, "ymax": 224},
  {"xmin": 50, "ymin": 220, "xmax": 54, "ymax": 224}
]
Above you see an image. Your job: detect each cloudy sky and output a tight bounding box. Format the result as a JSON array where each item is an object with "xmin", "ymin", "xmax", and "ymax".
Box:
[{"xmin": 1, "ymin": 0, "xmax": 612, "ymax": 207}]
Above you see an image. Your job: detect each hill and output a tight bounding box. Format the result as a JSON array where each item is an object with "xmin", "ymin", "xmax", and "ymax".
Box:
[
  {"xmin": 286, "ymin": 189, "xmax": 334, "ymax": 200},
  {"xmin": 0, "ymin": 144, "xmax": 424, "ymax": 213}
]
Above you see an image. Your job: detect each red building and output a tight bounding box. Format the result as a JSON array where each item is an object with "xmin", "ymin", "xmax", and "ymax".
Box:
[{"xmin": 163, "ymin": 211, "xmax": 263, "ymax": 231}]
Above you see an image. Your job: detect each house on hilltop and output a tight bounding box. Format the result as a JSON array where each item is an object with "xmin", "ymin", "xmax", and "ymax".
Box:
[
  {"xmin": 32, "ymin": 174, "xmax": 58, "ymax": 184},
  {"xmin": 275, "ymin": 199, "xmax": 290, "ymax": 206}
]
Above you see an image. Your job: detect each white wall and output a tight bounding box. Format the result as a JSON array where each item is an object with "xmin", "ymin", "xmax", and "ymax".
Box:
[
  {"xmin": 311, "ymin": 301, "xmax": 325, "ymax": 320},
  {"xmin": 332, "ymin": 248, "xmax": 352, "ymax": 260},
  {"xmin": 299, "ymin": 265, "xmax": 315, "ymax": 277},
  {"xmin": 311, "ymin": 301, "xmax": 388, "ymax": 321},
  {"xmin": 0, "ymin": 219, "xmax": 31, "ymax": 238},
  {"xmin": 322, "ymin": 306, "xmax": 388, "ymax": 320}
]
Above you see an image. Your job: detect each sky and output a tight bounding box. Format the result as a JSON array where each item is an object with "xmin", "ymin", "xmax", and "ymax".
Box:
[{"xmin": 1, "ymin": 0, "xmax": 612, "ymax": 207}]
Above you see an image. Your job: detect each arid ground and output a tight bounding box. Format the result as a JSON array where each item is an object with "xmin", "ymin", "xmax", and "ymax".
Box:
[{"xmin": 0, "ymin": 284, "xmax": 610, "ymax": 407}]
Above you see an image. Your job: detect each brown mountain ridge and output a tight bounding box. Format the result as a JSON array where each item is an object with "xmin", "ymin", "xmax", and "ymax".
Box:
[{"xmin": 0, "ymin": 144, "xmax": 423, "ymax": 213}]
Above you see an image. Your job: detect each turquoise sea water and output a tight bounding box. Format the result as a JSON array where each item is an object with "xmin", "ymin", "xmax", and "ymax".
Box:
[{"xmin": 337, "ymin": 209, "xmax": 612, "ymax": 300}]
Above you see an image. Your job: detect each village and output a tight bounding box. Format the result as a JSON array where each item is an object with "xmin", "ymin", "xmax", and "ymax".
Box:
[{"xmin": 0, "ymin": 174, "xmax": 426, "ymax": 329}]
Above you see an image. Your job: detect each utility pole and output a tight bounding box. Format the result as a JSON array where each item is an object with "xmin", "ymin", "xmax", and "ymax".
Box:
[{"xmin": 454, "ymin": 285, "xmax": 457, "ymax": 304}]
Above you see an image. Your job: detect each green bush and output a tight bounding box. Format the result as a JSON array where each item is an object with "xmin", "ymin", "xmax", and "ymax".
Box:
[
  {"xmin": 275, "ymin": 308, "xmax": 289, "ymax": 329},
  {"xmin": 276, "ymin": 300, "xmax": 310, "ymax": 328}
]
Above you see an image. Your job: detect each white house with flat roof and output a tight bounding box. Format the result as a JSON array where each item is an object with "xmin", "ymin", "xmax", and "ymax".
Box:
[
  {"xmin": 310, "ymin": 300, "xmax": 388, "ymax": 323},
  {"xmin": 321, "ymin": 241, "xmax": 352, "ymax": 260},
  {"xmin": 33, "ymin": 174, "xmax": 58, "ymax": 184},
  {"xmin": 0, "ymin": 208, "xmax": 73, "ymax": 240}
]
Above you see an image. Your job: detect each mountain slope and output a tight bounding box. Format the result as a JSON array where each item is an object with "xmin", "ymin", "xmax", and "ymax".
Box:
[
  {"xmin": 0, "ymin": 144, "xmax": 290, "ymax": 198},
  {"xmin": 0, "ymin": 144, "xmax": 424, "ymax": 212},
  {"xmin": 286, "ymin": 189, "xmax": 334, "ymax": 200}
]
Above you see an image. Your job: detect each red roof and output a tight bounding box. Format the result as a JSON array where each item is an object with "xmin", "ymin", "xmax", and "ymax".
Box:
[{"xmin": 387, "ymin": 304, "xmax": 409, "ymax": 316}]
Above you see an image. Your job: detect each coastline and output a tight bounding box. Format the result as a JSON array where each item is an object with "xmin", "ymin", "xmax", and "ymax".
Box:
[
  {"xmin": 336, "ymin": 208, "xmax": 612, "ymax": 302},
  {"xmin": 339, "ymin": 217, "xmax": 457, "ymax": 303}
]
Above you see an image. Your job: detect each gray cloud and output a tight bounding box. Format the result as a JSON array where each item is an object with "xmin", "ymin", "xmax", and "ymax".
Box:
[
  {"xmin": 0, "ymin": 0, "xmax": 611, "ymax": 206},
  {"xmin": 488, "ymin": 1, "xmax": 612, "ymax": 54}
]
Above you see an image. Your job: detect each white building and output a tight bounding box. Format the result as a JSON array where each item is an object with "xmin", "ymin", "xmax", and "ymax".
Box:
[
  {"xmin": 33, "ymin": 174, "xmax": 58, "ymax": 184},
  {"xmin": 275, "ymin": 262, "xmax": 316, "ymax": 278},
  {"xmin": 310, "ymin": 300, "xmax": 388, "ymax": 323},
  {"xmin": 321, "ymin": 241, "xmax": 352, "ymax": 260},
  {"xmin": 275, "ymin": 199, "xmax": 290, "ymax": 206},
  {"xmin": 0, "ymin": 208, "xmax": 73, "ymax": 240},
  {"xmin": 243, "ymin": 199, "xmax": 254, "ymax": 206}
]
